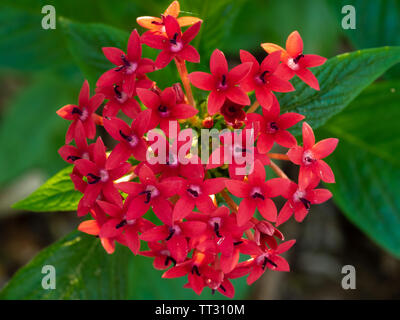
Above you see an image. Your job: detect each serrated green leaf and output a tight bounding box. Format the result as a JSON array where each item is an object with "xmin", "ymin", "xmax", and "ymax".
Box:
[
  {"xmin": 0, "ymin": 230, "xmax": 251, "ymax": 299},
  {"xmin": 276, "ymin": 46, "xmax": 400, "ymax": 135},
  {"xmin": 12, "ymin": 166, "xmax": 81, "ymax": 212},
  {"xmin": 320, "ymin": 81, "xmax": 400, "ymax": 258}
]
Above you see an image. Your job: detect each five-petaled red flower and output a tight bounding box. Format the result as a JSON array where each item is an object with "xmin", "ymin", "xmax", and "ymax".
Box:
[
  {"xmin": 240, "ymin": 50, "xmax": 294, "ymax": 109},
  {"xmin": 225, "ymin": 160, "xmax": 290, "ymax": 226},
  {"xmin": 137, "ymin": 86, "xmax": 198, "ymax": 133},
  {"xmin": 287, "ymin": 122, "xmax": 338, "ymax": 187},
  {"xmin": 103, "ymin": 111, "xmax": 150, "ymax": 169},
  {"xmin": 97, "ymin": 29, "xmax": 154, "ymax": 87},
  {"xmin": 117, "ymin": 164, "xmax": 180, "ymax": 226},
  {"xmin": 137, "ymin": 1, "xmax": 202, "ymax": 35},
  {"xmin": 74, "ymin": 137, "xmax": 131, "ymax": 208},
  {"xmin": 238, "ymin": 239, "xmax": 295, "ymax": 284},
  {"xmin": 141, "ymin": 15, "xmax": 201, "ymax": 69},
  {"xmin": 189, "ymin": 49, "xmax": 252, "ymax": 115},
  {"xmin": 57, "ymin": 80, "xmax": 104, "ymax": 143},
  {"xmin": 261, "ymin": 31, "xmax": 327, "ymax": 90},
  {"xmin": 172, "ymin": 164, "xmax": 226, "ymax": 221},
  {"xmin": 246, "ymin": 96, "xmax": 304, "ymax": 153},
  {"xmin": 140, "ymin": 219, "xmax": 207, "ymax": 264},
  {"xmin": 277, "ymin": 174, "xmax": 332, "ymax": 226}
]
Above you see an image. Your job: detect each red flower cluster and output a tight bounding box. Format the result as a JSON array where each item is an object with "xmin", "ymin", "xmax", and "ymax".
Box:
[{"xmin": 57, "ymin": 1, "xmax": 338, "ymax": 298}]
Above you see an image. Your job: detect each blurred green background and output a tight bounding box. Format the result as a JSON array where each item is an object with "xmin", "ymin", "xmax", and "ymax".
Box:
[{"xmin": 0, "ymin": 0, "xmax": 399, "ymax": 299}]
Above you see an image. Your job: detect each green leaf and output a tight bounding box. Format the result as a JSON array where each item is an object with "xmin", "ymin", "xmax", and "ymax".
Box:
[
  {"xmin": 0, "ymin": 5, "xmax": 74, "ymax": 73},
  {"xmin": 329, "ymin": 0, "xmax": 400, "ymax": 78},
  {"xmin": 60, "ymin": 18, "xmax": 130, "ymax": 85},
  {"xmin": 0, "ymin": 231, "xmax": 131, "ymax": 299},
  {"xmin": 229, "ymin": 0, "xmax": 339, "ymax": 57},
  {"xmin": 61, "ymin": 18, "xmax": 179, "ymax": 88},
  {"xmin": 12, "ymin": 166, "xmax": 81, "ymax": 212},
  {"xmin": 181, "ymin": 0, "xmax": 247, "ymax": 58},
  {"xmin": 0, "ymin": 230, "xmax": 251, "ymax": 299},
  {"xmin": 0, "ymin": 74, "xmax": 75, "ymax": 186},
  {"xmin": 320, "ymin": 81, "xmax": 400, "ymax": 258},
  {"xmin": 330, "ymin": 0, "xmax": 400, "ymax": 49},
  {"xmin": 276, "ymin": 46, "xmax": 400, "ymax": 134}
]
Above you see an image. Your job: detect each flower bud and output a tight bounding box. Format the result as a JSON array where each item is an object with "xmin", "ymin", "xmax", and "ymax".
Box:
[
  {"xmin": 172, "ymin": 83, "xmax": 185, "ymax": 104},
  {"xmin": 202, "ymin": 116, "xmax": 214, "ymax": 128}
]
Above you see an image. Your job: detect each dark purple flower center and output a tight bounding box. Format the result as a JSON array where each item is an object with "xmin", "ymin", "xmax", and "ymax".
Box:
[
  {"xmin": 87, "ymin": 173, "xmax": 101, "ymax": 184},
  {"xmin": 217, "ymin": 74, "xmax": 228, "ymax": 91},
  {"xmin": 191, "ymin": 265, "xmax": 201, "ymax": 276},
  {"xmin": 187, "ymin": 185, "xmax": 201, "ymax": 198},
  {"xmin": 293, "ymin": 54, "xmax": 304, "ymax": 64},
  {"xmin": 67, "ymin": 155, "xmax": 81, "ymax": 162},
  {"xmin": 251, "ymin": 187, "xmax": 265, "ymax": 200},
  {"xmin": 262, "ymin": 256, "xmax": 277, "ymax": 270},
  {"xmin": 300, "ymin": 197, "xmax": 311, "ymax": 210},
  {"xmin": 267, "ymin": 121, "xmax": 279, "ymax": 134},
  {"xmin": 158, "ymin": 105, "xmax": 171, "ymax": 117}
]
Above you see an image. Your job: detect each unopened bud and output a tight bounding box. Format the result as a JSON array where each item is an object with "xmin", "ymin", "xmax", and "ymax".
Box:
[
  {"xmin": 172, "ymin": 83, "xmax": 185, "ymax": 104},
  {"xmin": 150, "ymin": 86, "xmax": 162, "ymax": 96},
  {"xmin": 202, "ymin": 116, "xmax": 214, "ymax": 128},
  {"xmin": 232, "ymin": 120, "xmax": 244, "ymax": 129}
]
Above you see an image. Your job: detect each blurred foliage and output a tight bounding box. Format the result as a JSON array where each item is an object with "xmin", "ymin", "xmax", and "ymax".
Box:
[
  {"xmin": 320, "ymin": 81, "xmax": 400, "ymax": 258},
  {"xmin": 277, "ymin": 47, "xmax": 400, "ymax": 135},
  {"xmin": 0, "ymin": 74, "xmax": 75, "ymax": 186}
]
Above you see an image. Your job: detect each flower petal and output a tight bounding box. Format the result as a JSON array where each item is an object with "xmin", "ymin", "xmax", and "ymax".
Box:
[
  {"xmin": 102, "ymin": 47, "xmax": 124, "ymax": 65},
  {"xmin": 188, "ymin": 72, "xmax": 215, "ymax": 91},
  {"xmin": 210, "ymin": 49, "xmax": 228, "ymax": 77},
  {"xmin": 226, "ymin": 87, "xmax": 250, "ymax": 106},
  {"xmin": 302, "ymin": 122, "xmax": 315, "ymax": 149},
  {"xmin": 237, "ymin": 198, "xmax": 256, "ymax": 226},
  {"xmin": 286, "ymin": 30, "xmax": 303, "ymax": 57},
  {"xmin": 207, "ymin": 90, "xmax": 225, "ymax": 115},
  {"xmin": 257, "ymin": 198, "xmax": 277, "ymax": 222},
  {"xmin": 127, "ymin": 29, "xmax": 142, "ymax": 62},
  {"xmin": 312, "ymin": 138, "xmax": 339, "ymax": 159}
]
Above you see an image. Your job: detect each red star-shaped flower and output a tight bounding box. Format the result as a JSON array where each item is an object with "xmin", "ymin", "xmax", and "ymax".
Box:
[
  {"xmin": 287, "ymin": 122, "xmax": 338, "ymax": 186},
  {"xmin": 96, "ymin": 76, "xmax": 149, "ymax": 119},
  {"xmin": 137, "ymin": 1, "xmax": 202, "ymax": 35},
  {"xmin": 240, "ymin": 50, "xmax": 294, "ymax": 109},
  {"xmin": 141, "ymin": 15, "xmax": 201, "ymax": 69},
  {"xmin": 238, "ymin": 239, "xmax": 295, "ymax": 284},
  {"xmin": 97, "ymin": 29, "xmax": 154, "ymax": 87},
  {"xmin": 57, "ymin": 80, "xmax": 104, "ymax": 143},
  {"xmin": 261, "ymin": 31, "xmax": 327, "ymax": 90},
  {"xmin": 172, "ymin": 164, "xmax": 226, "ymax": 221},
  {"xmin": 74, "ymin": 137, "xmax": 131, "ymax": 208},
  {"xmin": 140, "ymin": 219, "xmax": 207, "ymax": 264},
  {"xmin": 225, "ymin": 160, "xmax": 290, "ymax": 226},
  {"xmin": 276, "ymin": 174, "xmax": 332, "ymax": 226},
  {"xmin": 103, "ymin": 110, "xmax": 150, "ymax": 169},
  {"xmin": 189, "ymin": 49, "xmax": 252, "ymax": 115},
  {"xmin": 246, "ymin": 96, "xmax": 304, "ymax": 153},
  {"xmin": 137, "ymin": 86, "xmax": 198, "ymax": 133},
  {"xmin": 117, "ymin": 164, "xmax": 181, "ymax": 226}
]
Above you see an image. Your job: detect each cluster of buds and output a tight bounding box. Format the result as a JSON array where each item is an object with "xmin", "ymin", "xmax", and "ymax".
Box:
[{"xmin": 57, "ymin": 1, "xmax": 338, "ymax": 298}]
